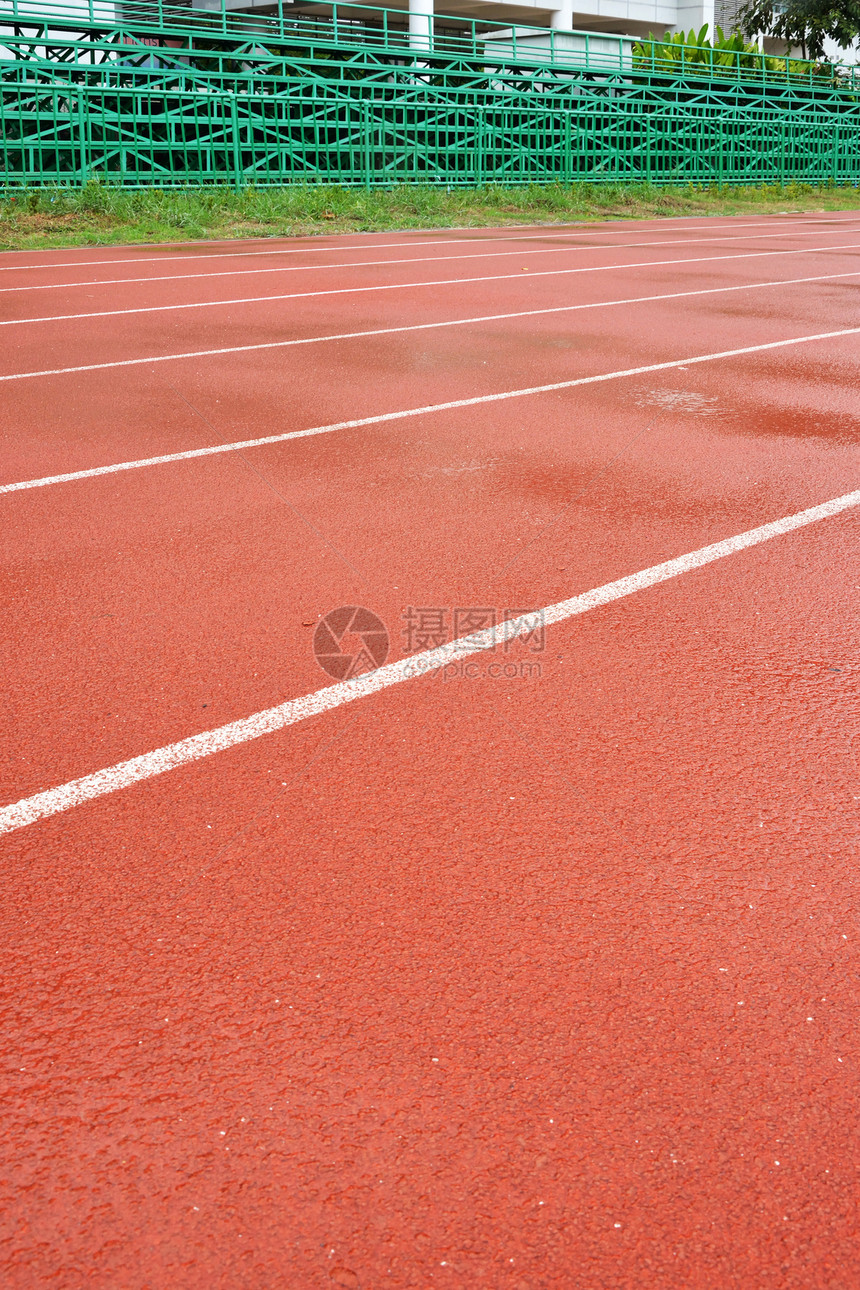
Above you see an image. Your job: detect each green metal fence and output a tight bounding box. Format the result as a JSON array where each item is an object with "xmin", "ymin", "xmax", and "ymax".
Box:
[
  {"xmin": 4, "ymin": 0, "xmax": 859, "ymax": 89},
  {"xmin": 2, "ymin": 0, "xmax": 860, "ymax": 186}
]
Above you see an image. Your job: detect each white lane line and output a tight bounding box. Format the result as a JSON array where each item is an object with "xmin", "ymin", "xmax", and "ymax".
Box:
[
  {"xmin": 4, "ymin": 240, "xmax": 859, "ymax": 329},
  {"xmin": 2, "ymin": 214, "xmax": 856, "ymax": 274},
  {"xmin": 2, "ymin": 485, "xmax": 857, "ymax": 837},
  {"xmin": 0, "ymin": 268, "xmax": 856, "ymax": 392},
  {"xmin": 4, "ymin": 224, "xmax": 856, "ymax": 295},
  {"xmin": 3, "ymin": 322, "xmax": 858, "ymax": 494}
]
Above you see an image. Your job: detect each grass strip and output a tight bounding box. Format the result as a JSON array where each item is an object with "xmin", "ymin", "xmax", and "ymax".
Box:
[{"xmin": 2, "ymin": 180, "xmax": 860, "ymax": 251}]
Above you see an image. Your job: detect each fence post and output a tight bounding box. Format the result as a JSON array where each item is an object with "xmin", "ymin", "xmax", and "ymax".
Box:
[
  {"xmin": 564, "ymin": 111, "xmax": 571, "ymax": 182},
  {"xmin": 643, "ymin": 107, "xmax": 649, "ymax": 184},
  {"xmin": 364, "ymin": 99, "xmax": 372, "ymax": 187},
  {"xmin": 476, "ymin": 108, "xmax": 483, "ymax": 185},
  {"xmin": 77, "ymin": 93, "xmax": 88, "ymax": 186},
  {"xmin": 780, "ymin": 117, "xmax": 786, "ymax": 184},
  {"xmin": 231, "ymin": 95, "xmax": 242, "ymax": 191}
]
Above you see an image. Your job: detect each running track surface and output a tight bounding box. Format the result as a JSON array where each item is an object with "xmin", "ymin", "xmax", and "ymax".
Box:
[{"xmin": 1, "ymin": 213, "xmax": 859, "ymax": 1289}]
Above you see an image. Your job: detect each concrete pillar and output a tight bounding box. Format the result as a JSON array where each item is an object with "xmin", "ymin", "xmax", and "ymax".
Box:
[
  {"xmin": 409, "ymin": 0, "xmax": 433, "ymax": 49},
  {"xmin": 673, "ymin": 0, "xmax": 715, "ymax": 36},
  {"xmin": 550, "ymin": 2, "xmax": 574, "ymax": 30}
]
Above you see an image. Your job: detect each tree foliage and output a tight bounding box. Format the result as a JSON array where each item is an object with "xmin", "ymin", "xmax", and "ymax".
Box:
[{"xmin": 735, "ymin": 0, "xmax": 860, "ymax": 59}]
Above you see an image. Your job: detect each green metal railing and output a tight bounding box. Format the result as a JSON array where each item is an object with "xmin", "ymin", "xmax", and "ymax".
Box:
[
  {"xmin": 4, "ymin": 83, "xmax": 858, "ymax": 188},
  {"xmin": 2, "ymin": 0, "xmax": 860, "ymax": 187},
  {"xmin": 3, "ymin": 0, "xmax": 858, "ymax": 89}
]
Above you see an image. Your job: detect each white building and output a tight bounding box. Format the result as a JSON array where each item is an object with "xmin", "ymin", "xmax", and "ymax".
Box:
[{"xmin": 203, "ymin": 0, "xmax": 715, "ymax": 46}]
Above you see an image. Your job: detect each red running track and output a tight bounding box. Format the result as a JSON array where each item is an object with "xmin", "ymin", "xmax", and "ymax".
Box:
[{"xmin": 1, "ymin": 213, "xmax": 859, "ymax": 1289}]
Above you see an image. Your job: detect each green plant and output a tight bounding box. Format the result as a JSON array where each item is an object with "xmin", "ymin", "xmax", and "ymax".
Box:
[{"xmin": 631, "ymin": 23, "xmax": 830, "ymax": 81}]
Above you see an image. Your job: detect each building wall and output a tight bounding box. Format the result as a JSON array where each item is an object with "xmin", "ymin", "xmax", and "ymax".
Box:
[
  {"xmin": 713, "ymin": 0, "xmax": 738, "ymax": 33},
  {"xmin": 216, "ymin": 0, "xmax": 710, "ymax": 40}
]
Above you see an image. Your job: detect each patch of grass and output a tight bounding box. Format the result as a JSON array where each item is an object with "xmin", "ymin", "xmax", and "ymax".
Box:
[{"xmin": 1, "ymin": 180, "xmax": 859, "ymax": 250}]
